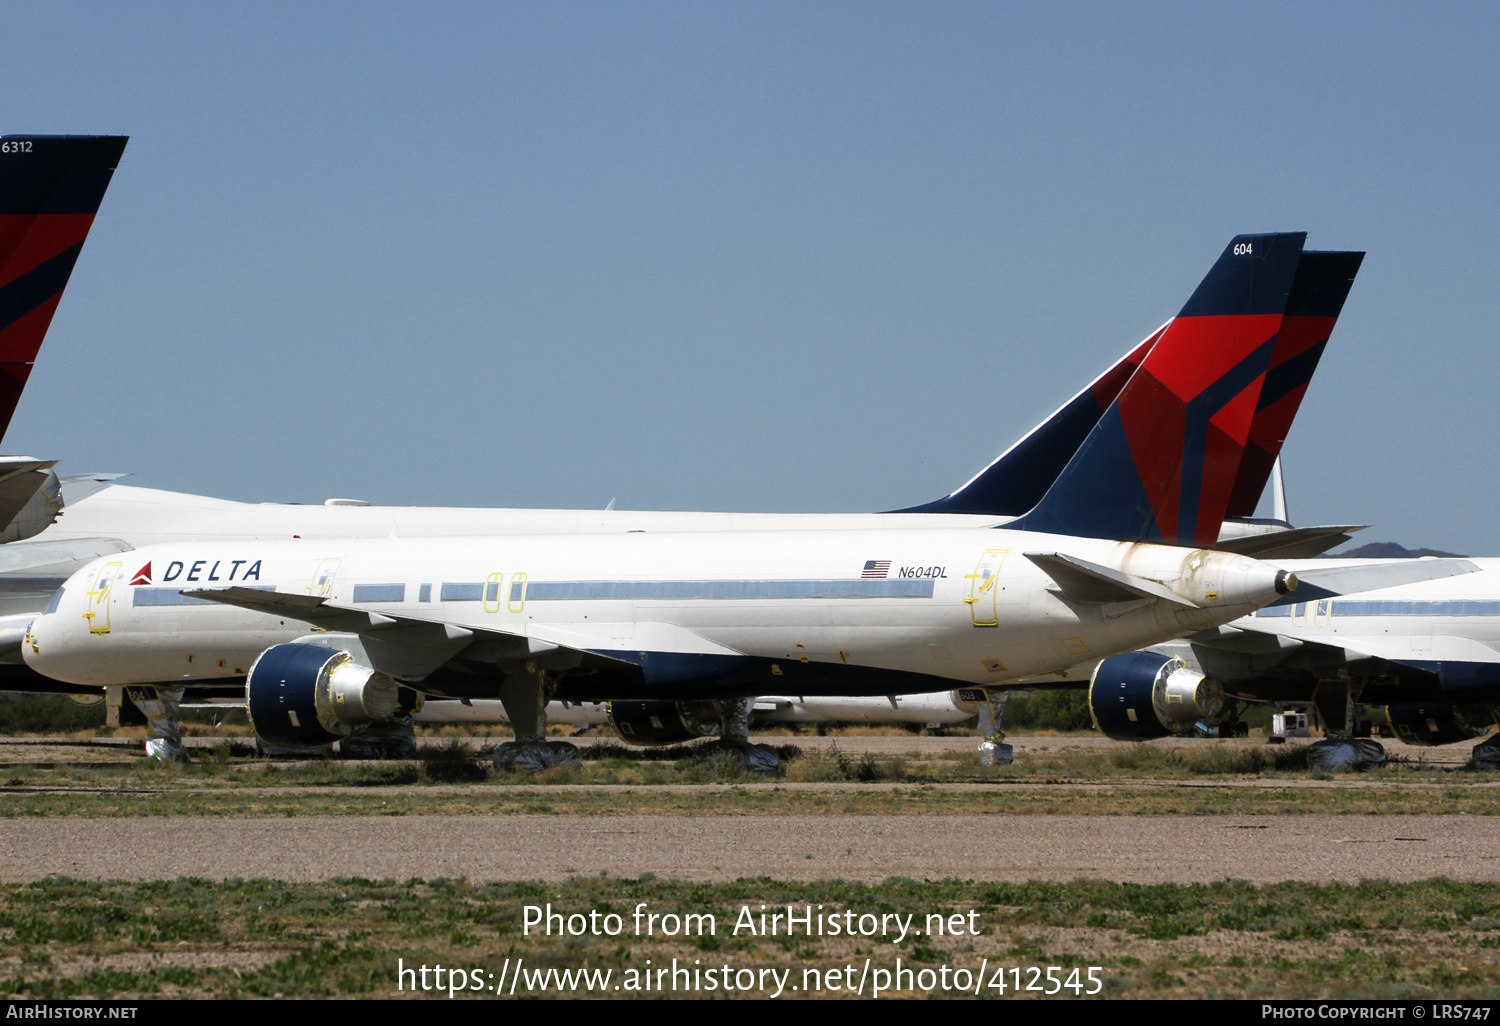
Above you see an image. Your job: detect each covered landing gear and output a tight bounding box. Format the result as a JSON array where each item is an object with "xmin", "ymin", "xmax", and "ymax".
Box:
[
  {"xmin": 975, "ymin": 690, "xmax": 1013, "ymax": 766},
  {"xmin": 493, "ymin": 666, "xmax": 583, "ymax": 773},
  {"xmin": 688, "ymin": 698, "xmax": 783, "ymax": 773},
  {"xmin": 123, "ymin": 686, "xmax": 190, "ymax": 762},
  {"xmin": 1207, "ymin": 698, "xmax": 1250, "ymax": 738},
  {"xmin": 1307, "ymin": 678, "xmax": 1386, "ymax": 771}
]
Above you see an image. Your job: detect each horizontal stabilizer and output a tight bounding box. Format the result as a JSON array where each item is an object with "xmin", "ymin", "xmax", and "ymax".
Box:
[
  {"xmin": 1272, "ymin": 558, "xmax": 1482, "ymax": 604},
  {"xmin": 1215, "ymin": 524, "xmax": 1367, "ymax": 559},
  {"xmin": 1023, "ymin": 551, "xmax": 1197, "ymax": 607},
  {"xmin": 58, "ymin": 472, "xmax": 130, "ymax": 483},
  {"xmin": 58, "ymin": 473, "xmax": 130, "ymax": 506},
  {"xmin": 0, "ymin": 457, "xmax": 55, "ymax": 477}
]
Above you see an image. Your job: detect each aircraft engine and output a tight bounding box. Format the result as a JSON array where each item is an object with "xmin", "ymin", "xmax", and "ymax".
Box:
[
  {"xmin": 1089, "ymin": 652, "xmax": 1226, "ymax": 741},
  {"xmin": 0, "ymin": 466, "xmax": 63, "ymax": 543},
  {"xmin": 1381, "ymin": 704, "xmax": 1498, "ymax": 747},
  {"xmin": 246, "ymin": 643, "xmax": 400, "ymax": 747},
  {"xmin": 606, "ymin": 700, "xmax": 726, "ymax": 746}
]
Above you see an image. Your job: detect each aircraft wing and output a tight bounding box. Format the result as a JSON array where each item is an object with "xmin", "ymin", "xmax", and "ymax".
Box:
[
  {"xmin": 184, "ymin": 585, "xmax": 493, "ymax": 644},
  {"xmin": 1196, "ymin": 620, "xmax": 1500, "ymax": 681},
  {"xmin": 179, "ymin": 586, "xmax": 717, "ymax": 674}
]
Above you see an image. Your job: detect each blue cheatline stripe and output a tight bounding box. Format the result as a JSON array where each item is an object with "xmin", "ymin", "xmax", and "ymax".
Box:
[
  {"xmin": 523, "ymin": 579, "xmax": 935, "ymax": 601},
  {"xmin": 132, "ymin": 585, "xmax": 274, "ymax": 607},
  {"xmin": 351, "ymin": 583, "xmax": 406, "ymax": 603},
  {"xmin": 1257, "ymin": 600, "xmax": 1500, "ymax": 618},
  {"xmin": 1335, "ymin": 599, "xmax": 1500, "ymax": 617}
]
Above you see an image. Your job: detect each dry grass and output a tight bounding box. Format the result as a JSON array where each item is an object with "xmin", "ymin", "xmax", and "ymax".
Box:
[
  {"xmin": 0, "ymin": 730, "xmax": 1494, "ymax": 819},
  {"xmin": 0, "ymin": 876, "xmax": 1496, "ymax": 999}
]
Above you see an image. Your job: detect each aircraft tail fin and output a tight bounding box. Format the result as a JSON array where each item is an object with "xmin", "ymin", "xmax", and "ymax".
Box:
[
  {"xmin": 1011, "ymin": 232, "xmax": 1306, "ymax": 546},
  {"xmin": 1223, "ymin": 250, "xmax": 1364, "ymax": 518},
  {"xmin": 0, "ymin": 135, "xmax": 129, "ymax": 441}
]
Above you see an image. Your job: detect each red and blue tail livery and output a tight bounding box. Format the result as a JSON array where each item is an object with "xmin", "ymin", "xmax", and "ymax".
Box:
[
  {"xmin": 1223, "ymin": 249, "xmax": 1364, "ymax": 518},
  {"xmin": 0, "ymin": 135, "xmax": 128, "ymax": 441},
  {"xmin": 1014, "ymin": 232, "xmax": 1306, "ymax": 546},
  {"xmin": 897, "ymin": 245, "xmax": 1356, "ymax": 524}
]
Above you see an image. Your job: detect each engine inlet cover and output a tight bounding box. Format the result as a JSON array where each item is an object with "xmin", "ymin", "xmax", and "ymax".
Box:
[
  {"xmin": 1089, "ymin": 651, "xmax": 1224, "ymax": 742},
  {"xmin": 246, "ymin": 643, "xmax": 399, "ymax": 747}
]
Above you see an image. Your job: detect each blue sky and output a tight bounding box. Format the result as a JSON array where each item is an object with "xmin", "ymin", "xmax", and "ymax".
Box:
[{"xmin": 6, "ymin": 3, "xmax": 1500, "ymax": 551}]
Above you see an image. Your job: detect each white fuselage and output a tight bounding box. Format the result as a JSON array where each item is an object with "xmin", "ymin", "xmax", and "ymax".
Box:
[
  {"xmin": 24, "ymin": 528, "xmax": 1288, "ymax": 696},
  {"xmin": 41, "ymin": 484, "xmax": 1005, "ymax": 544},
  {"xmin": 41, "ymin": 482, "xmax": 1299, "ymax": 545},
  {"xmin": 1240, "ymin": 558, "xmax": 1500, "ymax": 656},
  {"xmin": 413, "ymin": 692, "xmax": 975, "ymax": 726}
]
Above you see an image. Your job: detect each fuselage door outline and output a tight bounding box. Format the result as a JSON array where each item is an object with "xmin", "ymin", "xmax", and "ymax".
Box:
[
  {"xmin": 308, "ymin": 559, "xmax": 342, "ymax": 598},
  {"xmin": 484, "ymin": 572, "xmax": 505, "ymax": 614},
  {"xmin": 965, "ymin": 548, "xmax": 1009, "ymax": 627},
  {"xmin": 85, "ymin": 561, "xmax": 122, "ymax": 635}
]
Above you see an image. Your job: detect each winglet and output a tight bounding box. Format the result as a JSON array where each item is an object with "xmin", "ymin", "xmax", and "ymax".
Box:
[
  {"xmin": 1011, "ymin": 233, "xmax": 1306, "ymax": 546},
  {"xmin": 0, "ymin": 135, "xmax": 129, "ymax": 441}
]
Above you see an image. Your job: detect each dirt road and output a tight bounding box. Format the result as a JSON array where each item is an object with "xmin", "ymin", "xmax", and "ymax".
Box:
[{"xmin": 4, "ymin": 813, "xmax": 1495, "ymax": 883}]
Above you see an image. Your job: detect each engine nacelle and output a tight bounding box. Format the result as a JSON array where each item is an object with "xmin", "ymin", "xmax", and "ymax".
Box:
[
  {"xmin": 1089, "ymin": 652, "xmax": 1226, "ymax": 741},
  {"xmin": 0, "ymin": 466, "xmax": 63, "ymax": 543},
  {"xmin": 607, "ymin": 700, "xmax": 731, "ymax": 746},
  {"xmin": 246, "ymin": 643, "xmax": 400, "ymax": 747},
  {"xmin": 1382, "ymin": 704, "xmax": 1498, "ymax": 747}
]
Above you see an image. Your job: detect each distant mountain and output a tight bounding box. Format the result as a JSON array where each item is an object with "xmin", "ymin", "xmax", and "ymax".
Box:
[{"xmin": 1332, "ymin": 542, "xmax": 1468, "ymax": 559}]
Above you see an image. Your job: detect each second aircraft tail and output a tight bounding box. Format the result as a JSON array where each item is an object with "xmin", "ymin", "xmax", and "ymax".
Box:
[{"xmin": 0, "ymin": 134, "xmax": 129, "ymax": 442}]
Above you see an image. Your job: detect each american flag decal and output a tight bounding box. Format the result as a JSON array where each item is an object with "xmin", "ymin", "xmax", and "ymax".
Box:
[{"xmin": 861, "ymin": 560, "xmax": 890, "ymax": 579}]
